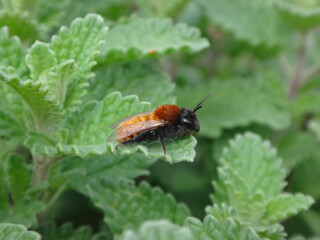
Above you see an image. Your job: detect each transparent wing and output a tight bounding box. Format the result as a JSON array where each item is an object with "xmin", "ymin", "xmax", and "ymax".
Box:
[
  {"xmin": 109, "ymin": 111, "xmax": 153, "ymax": 129},
  {"xmin": 107, "ymin": 119, "xmax": 166, "ymax": 141}
]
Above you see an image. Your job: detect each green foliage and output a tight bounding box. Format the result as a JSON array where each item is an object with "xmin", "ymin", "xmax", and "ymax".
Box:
[
  {"xmin": 0, "ymin": 0, "xmax": 319, "ymax": 239},
  {"xmin": 120, "ymin": 220, "xmax": 194, "ymax": 240},
  {"xmin": 85, "ymin": 177, "xmax": 190, "ymax": 234},
  {"xmin": 0, "ymin": 223, "xmax": 40, "ymax": 240},
  {"xmin": 37, "ymin": 222, "xmax": 108, "ymax": 240},
  {"xmin": 100, "ymin": 17, "xmax": 210, "ymax": 63},
  {"xmin": 185, "ymin": 204, "xmax": 261, "ymax": 240},
  {"xmin": 211, "ymin": 133, "xmax": 314, "ymax": 225},
  {"xmin": 177, "ymin": 77, "xmax": 290, "ymax": 138}
]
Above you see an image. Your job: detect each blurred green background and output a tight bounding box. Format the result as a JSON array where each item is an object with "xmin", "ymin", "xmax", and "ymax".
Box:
[{"xmin": 2, "ymin": 0, "xmax": 320, "ymax": 238}]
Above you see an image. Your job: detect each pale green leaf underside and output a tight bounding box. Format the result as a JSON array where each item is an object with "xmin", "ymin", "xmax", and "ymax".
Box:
[
  {"xmin": 177, "ymin": 78, "xmax": 290, "ymax": 138},
  {"xmin": 0, "ymin": 67, "xmax": 63, "ymax": 132},
  {"xmin": 86, "ymin": 177, "xmax": 190, "ymax": 234},
  {"xmin": 101, "ymin": 17, "xmax": 209, "ymax": 63},
  {"xmin": 275, "ymin": 1, "xmax": 320, "ymax": 31},
  {"xmin": 185, "ymin": 204, "xmax": 261, "ymax": 240},
  {"xmin": 120, "ymin": 220, "xmax": 194, "ymax": 240},
  {"xmin": 199, "ymin": 0, "xmax": 284, "ymax": 48},
  {"xmin": 263, "ymin": 193, "xmax": 314, "ymax": 224},
  {"xmin": 212, "ymin": 132, "xmax": 314, "ymax": 225},
  {"xmin": 25, "ymin": 92, "xmax": 197, "ymax": 163},
  {"xmin": 0, "ymin": 223, "xmax": 40, "ymax": 240},
  {"xmin": 87, "ymin": 62, "xmax": 175, "ymax": 108}
]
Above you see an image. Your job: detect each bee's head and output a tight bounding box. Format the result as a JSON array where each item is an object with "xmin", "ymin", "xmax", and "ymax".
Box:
[
  {"xmin": 179, "ymin": 108, "xmax": 200, "ymax": 132},
  {"xmin": 179, "ymin": 92, "xmax": 212, "ymax": 132}
]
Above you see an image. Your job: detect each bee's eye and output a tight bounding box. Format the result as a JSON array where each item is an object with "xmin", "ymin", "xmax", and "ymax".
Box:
[{"xmin": 182, "ymin": 116, "xmax": 189, "ymax": 123}]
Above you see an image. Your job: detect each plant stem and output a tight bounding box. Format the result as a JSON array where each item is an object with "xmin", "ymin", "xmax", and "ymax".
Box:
[{"xmin": 289, "ymin": 32, "xmax": 310, "ymax": 100}]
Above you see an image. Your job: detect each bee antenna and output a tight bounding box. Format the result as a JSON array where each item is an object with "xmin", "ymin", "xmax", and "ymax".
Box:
[{"xmin": 193, "ymin": 92, "xmax": 212, "ymax": 113}]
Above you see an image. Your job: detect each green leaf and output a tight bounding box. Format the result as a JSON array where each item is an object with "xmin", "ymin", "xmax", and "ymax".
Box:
[
  {"xmin": 0, "ymin": 10, "xmax": 40, "ymax": 42},
  {"xmin": 49, "ymin": 14, "xmax": 107, "ymax": 111},
  {"xmin": 49, "ymin": 154, "xmax": 156, "ymax": 190},
  {"xmin": 185, "ymin": 204, "xmax": 261, "ymax": 240},
  {"xmin": 37, "ymin": 0, "xmax": 68, "ymax": 28},
  {"xmin": 198, "ymin": 0, "xmax": 284, "ymax": 49},
  {"xmin": 26, "ymin": 92, "xmax": 197, "ymax": 163},
  {"xmin": 309, "ymin": 118, "xmax": 320, "ymax": 141},
  {"xmin": 277, "ymin": 130, "xmax": 317, "ymax": 170},
  {"xmin": 87, "ymin": 62, "xmax": 175, "ymax": 108},
  {"xmin": 6, "ymin": 154, "xmax": 31, "ymax": 202},
  {"xmin": 0, "ymin": 67, "xmax": 63, "ymax": 132},
  {"xmin": 263, "ymin": 193, "xmax": 314, "ymax": 224},
  {"xmin": 274, "ymin": 1, "xmax": 320, "ymax": 32},
  {"xmin": 0, "ymin": 199, "xmax": 44, "ymax": 228},
  {"xmin": 120, "ymin": 220, "xmax": 194, "ymax": 240},
  {"xmin": 0, "ymin": 223, "xmax": 40, "ymax": 240},
  {"xmin": 136, "ymin": 0, "xmax": 189, "ymax": 18},
  {"xmin": 0, "ymin": 26, "xmax": 28, "ymax": 77},
  {"xmin": 37, "ymin": 222, "xmax": 108, "ymax": 240},
  {"xmin": 0, "ymin": 164, "xmax": 9, "ymax": 211},
  {"xmin": 100, "ymin": 17, "xmax": 209, "ymax": 63},
  {"xmin": 86, "ymin": 177, "xmax": 190, "ymax": 234},
  {"xmin": 212, "ymin": 132, "xmax": 313, "ymax": 225},
  {"xmin": 177, "ymin": 77, "xmax": 290, "ymax": 138}
]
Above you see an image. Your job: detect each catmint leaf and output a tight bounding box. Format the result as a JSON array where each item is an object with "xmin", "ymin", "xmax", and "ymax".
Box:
[
  {"xmin": 26, "ymin": 92, "xmax": 197, "ymax": 163},
  {"xmin": 263, "ymin": 193, "xmax": 314, "ymax": 225},
  {"xmin": 37, "ymin": 222, "xmax": 108, "ymax": 240},
  {"xmin": 101, "ymin": 17, "xmax": 209, "ymax": 63},
  {"xmin": 86, "ymin": 177, "xmax": 190, "ymax": 234},
  {"xmin": 87, "ymin": 62, "xmax": 175, "ymax": 108},
  {"xmin": 0, "ymin": 10, "xmax": 40, "ymax": 42},
  {"xmin": 274, "ymin": 1, "xmax": 320, "ymax": 32},
  {"xmin": 0, "ymin": 223, "xmax": 40, "ymax": 240},
  {"xmin": 49, "ymin": 14, "xmax": 107, "ymax": 111},
  {"xmin": 0, "ymin": 164, "xmax": 9, "ymax": 211},
  {"xmin": 120, "ymin": 220, "xmax": 194, "ymax": 240},
  {"xmin": 6, "ymin": 155, "xmax": 30, "ymax": 202},
  {"xmin": 185, "ymin": 204, "xmax": 261, "ymax": 240},
  {"xmin": 198, "ymin": 0, "xmax": 284, "ymax": 49},
  {"xmin": 0, "ymin": 67, "xmax": 64, "ymax": 132},
  {"xmin": 211, "ymin": 132, "xmax": 314, "ymax": 225},
  {"xmin": 177, "ymin": 77, "xmax": 290, "ymax": 138},
  {"xmin": 0, "ymin": 199, "xmax": 44, "ymax": 228},
  {"xmin": 0, "ymin": 26, "xmax": 28, "ymax": 77}
]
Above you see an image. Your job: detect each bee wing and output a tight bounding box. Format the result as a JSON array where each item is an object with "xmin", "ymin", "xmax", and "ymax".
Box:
[
  {"xmin": 107, "ymin": 119, "xmax": 166, "ymax": 141},
  {"xmin": 109, "ymin": 111, "xmax": 153, "ymax": 129}
]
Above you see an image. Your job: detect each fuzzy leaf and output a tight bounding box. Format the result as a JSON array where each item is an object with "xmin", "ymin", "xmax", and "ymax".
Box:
[
  {"xmin": 0, "ymin": 26, "xmax": 28, "ymax": 77},
  {"xmin": 263, "ymin": 193, "xmax": 314, "ymax": 224},
  {"xmin": 120, "ymin": 220, "xmax": 194, "ymax": 240},
  {"xmin": 6, "ymin": 154, "xmax": 31, "ymax": 202},
  {"xmin": 101, "ymin": 17, "xmax": 209, "ymax": 63},
  {"xmin": 49, "ymin": 154, "xmax": 156, "ymax": 190},
  {"xmin": 177, "ymin": 77, "xmax": 290, "ymax": 138},
  {"xmin": 0, "ymin": 223, "xmax": 40, "ymax": 240},
  {"xmin": 185, "ymin": 204, "xmax": 261, "ymax": 240},
  {"xmin": 25, "ymin": 92, "xmax": 197, "ymax": 163},
  {"xmin": 37, "ymin": 222, "xmax": 108, "ymax": 240},
  {"xmin": 86, "ymin": 177, "xmax": 190, "ymax": 234},
  {"xmin": 212, "ymin": 132, "xmax": 313, "ymax": 225},
  {"xmin": 0, "ymin": 67, "xmax": 63, "ymax": 132},
  {"xmin": 198, "ymin": 0, "xmax": 284, "ymax": 49},
  {"xmin": 49, "ymin": 14, "xmax": 107, "ymax": 111},
  {"xmin": 0, "ymin": 10, "xmax": 40, "ymax": 42},
  {"xmin": 274, "ymin": 1, "xmax": 320, "ymax": 32},
  {"xmin": 87, "ymin": 62, "xmax": 175, "ymax": 108},
  {"xmin": 0, "ymin": 199, "xmax": 44, "ymax": 228}
]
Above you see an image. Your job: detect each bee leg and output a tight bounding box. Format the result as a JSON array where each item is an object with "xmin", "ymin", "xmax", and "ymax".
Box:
[{"xmin": 158, "ymin": 135, "xmax": 166, "ymax": 158}]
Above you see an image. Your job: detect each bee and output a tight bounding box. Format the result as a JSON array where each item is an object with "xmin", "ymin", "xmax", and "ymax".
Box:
[{"xmin": 108, "ymin": 92, "xmax": 212, "ymax": 157}]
